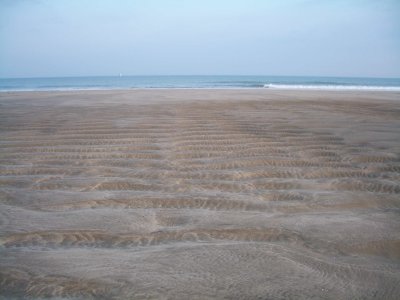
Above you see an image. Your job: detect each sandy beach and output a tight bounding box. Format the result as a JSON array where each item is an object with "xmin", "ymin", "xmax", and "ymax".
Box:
[{"xmin": 0, "ymin": 89, "xmax": 399, "ymax": 299}]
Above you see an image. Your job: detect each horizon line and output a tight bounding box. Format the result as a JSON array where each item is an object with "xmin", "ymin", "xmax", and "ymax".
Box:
[{"xmin": 1, "ymin": 74, "xmax": 400, "ymax": 80}]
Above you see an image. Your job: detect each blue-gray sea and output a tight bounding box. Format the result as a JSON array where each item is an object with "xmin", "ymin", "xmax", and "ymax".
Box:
[{"xmin": 1, "ymin": 75, "xmax": 400, "ymax": 91}]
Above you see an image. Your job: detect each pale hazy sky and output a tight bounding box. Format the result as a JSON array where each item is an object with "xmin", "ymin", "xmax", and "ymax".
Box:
[{"xmin": 0, "ymin": 0, "xmax": 399, "ymax": 78}]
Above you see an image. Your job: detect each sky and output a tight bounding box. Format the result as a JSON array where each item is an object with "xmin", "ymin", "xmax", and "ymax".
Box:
[{"xmin": 0, "ymin": 0, "xmax": 399, "ymax": 78}]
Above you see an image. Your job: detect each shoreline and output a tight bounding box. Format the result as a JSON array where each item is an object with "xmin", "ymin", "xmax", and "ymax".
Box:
[
  {"xmin": 1, "ymin": 89, "xmax": 399, "ymax": 106},
  {"xmin": 2, "ymin": 86, "xmax": 400, "ymax": 93},
  {"xmin": 1, "ymin": 88, "xmax": 400, "ymax": 95}
]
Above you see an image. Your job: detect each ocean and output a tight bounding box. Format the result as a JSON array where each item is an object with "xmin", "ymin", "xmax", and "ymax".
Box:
[{"xmin": 1, "ymin": 75, "xmax": 400, "ymax": 91}]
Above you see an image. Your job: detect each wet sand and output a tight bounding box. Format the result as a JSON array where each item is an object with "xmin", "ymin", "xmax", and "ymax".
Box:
[{"xmin": 0, "ymin": 89, "xmax": 400, "ymax": 299}]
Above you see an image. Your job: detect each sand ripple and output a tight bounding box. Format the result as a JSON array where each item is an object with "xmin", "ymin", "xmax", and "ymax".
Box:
[{"xmin": 1, "ymin": 90, "xmax": 400, "ymax": 299}]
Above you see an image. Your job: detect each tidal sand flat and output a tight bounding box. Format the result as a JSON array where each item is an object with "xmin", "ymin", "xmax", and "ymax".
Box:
[{"xmin": 0, "ymin": 89, "xmax": 399, "ymax": 299}]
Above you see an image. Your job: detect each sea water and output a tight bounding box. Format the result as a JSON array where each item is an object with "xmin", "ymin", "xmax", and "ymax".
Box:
[{"xmin": 1, "ymin": 75, "xmax": 400, "ymax": 91}]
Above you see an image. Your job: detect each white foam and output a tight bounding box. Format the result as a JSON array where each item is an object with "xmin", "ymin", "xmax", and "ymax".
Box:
[{"xmin": 263, "ymin": 84, "xmax": 400, "ymax": 91}]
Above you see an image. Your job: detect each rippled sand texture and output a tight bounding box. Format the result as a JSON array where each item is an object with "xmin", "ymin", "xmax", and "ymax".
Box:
[{"xmin": 1, "ymin": 89, "xmax": 400, "ymax": 299}]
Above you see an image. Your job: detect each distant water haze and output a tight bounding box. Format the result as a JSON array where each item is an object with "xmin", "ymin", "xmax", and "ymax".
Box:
[{"xmin": 0, "ymin": 0, "xmax": 399, "ymax": 78}]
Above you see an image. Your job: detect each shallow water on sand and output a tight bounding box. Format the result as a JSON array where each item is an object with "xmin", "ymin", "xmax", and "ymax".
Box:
[{"xmin": 0, "ymin": 90, "xmax": 400, "ymax": 299}]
